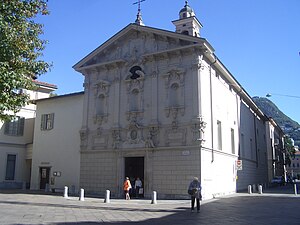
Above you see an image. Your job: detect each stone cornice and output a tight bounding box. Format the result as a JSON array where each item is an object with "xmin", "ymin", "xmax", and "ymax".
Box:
[
  {"xmin": 142, "ymin": 44, "xmax": 205, "ymax": 60},
  {"xmin": 76, "ymin": 59, "xmax": 126, "ymax": 72}
]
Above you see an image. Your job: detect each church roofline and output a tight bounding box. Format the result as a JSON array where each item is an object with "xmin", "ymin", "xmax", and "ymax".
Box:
[
  {"xmin": 72, "ymin": 23, "xmax": 214, "ymax": 71},
  {"xmin": 33, "ymin": 80, "xmax": 57, "ymax": 90},
  {"xmin": 34, "ymin": 91, "xmax": 84, "ymax": 103}
]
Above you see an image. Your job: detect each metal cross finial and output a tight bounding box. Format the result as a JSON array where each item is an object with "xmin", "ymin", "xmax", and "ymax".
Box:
[
  {"xmin": 133, "ymin": 0, "xmax": 145, "ymax": 25},
  {"xmin": 133, "ymin": 0, "xmax": 146, "ymax": 13}
]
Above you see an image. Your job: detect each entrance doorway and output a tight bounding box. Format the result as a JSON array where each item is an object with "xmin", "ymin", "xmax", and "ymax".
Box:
[
  {"xmin": 125, "ymin": 157, "xmax": 144, "ymax": 197},
  {"xmin": 39, "ymin": 167, "xmax": 50, "ymax": 189}
]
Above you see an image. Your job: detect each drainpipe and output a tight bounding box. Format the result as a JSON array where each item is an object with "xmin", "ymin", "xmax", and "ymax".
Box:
[
  {"xmin": 254, "ymin": 115, "xmax": 259, "ymax": 167},
  {"xmin": 209, "ymin": 55, "xmax": 217, "ymax": 162}
]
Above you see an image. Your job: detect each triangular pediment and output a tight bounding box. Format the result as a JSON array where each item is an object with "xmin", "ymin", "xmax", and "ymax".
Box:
[{"xmin": 73, "ymin": 24, "xmax": 214, "ymax": 72}]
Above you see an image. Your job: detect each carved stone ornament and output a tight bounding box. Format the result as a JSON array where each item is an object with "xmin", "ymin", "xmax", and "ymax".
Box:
[
  {"xmin": 191, "ymin": 55, "xmax": 205, "ymax": 71},
  {"xmin": 145, "ymin": 126, "xmax": 159, "ymax": 148},
  {"xmin": 93, "ymin": 114, "xmax": 108, "ymax": 125},
  {"xmin": 79, "ymin": 129, "xmax": 88, "ymax": 149},
  {"xmin": 93, "ymin": 79, "xmax": 110, "ymax": 125},
  {"xmin": 125, "ymin": 68, "xmax": 145, "ymax": 91},
  {"xmin": 165, "ymin": 126, "xmax": 187, "ymax": 147},
  {"xmin": 163, "ymin": 68, "xmax": 186, "ymax": 118},
  {"xmin": 123, "ymin": 121, "xmax": 145, "ymax": 148},
  {"xmin": 112, "ymin": 129, "xmax": 122, "ymax": 149},
  {"xmin": 165, "ymin": 107, "xmax": 185, "ymax": 119},
  {"xmin": 92, "ymin": 127, "xmax": 108, "ymax": 149},
  {"xmin": 93, "ymin": 80, "xmax": 110, "ymax": 96},
  {"xmin": 163, "ymin": 68, "xmax": 185, "ymax": 88},
  {"xmin": 125, "ymin": 66, "xmax": 145, "ymax": 118},
  {"xmin": 191, "ymin": 116, "xmax": 207, "ymax": 143}
]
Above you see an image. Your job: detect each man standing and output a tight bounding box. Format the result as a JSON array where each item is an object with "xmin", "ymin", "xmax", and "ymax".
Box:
[
  {"xmin": 188, "ymin": 177, "xmax": 202, "ymax": 213},
  {"xmin": 134, "ymin": 177, "xmax": 143, "ymax": 198}
]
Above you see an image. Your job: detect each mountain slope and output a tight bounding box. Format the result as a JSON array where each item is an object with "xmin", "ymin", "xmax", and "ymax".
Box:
[{"xmin": 252, "ymin": 96, "xmax": 300, "ymax": 146}]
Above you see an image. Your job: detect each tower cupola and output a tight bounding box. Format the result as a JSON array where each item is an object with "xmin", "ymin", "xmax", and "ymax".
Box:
[
  {"xmin": 179, "ymin": 1, "xmax": 195, "ymax": 19},
  {"xmin": 172, "ymin": 1, "xmax": 202, "ymax": 37}
]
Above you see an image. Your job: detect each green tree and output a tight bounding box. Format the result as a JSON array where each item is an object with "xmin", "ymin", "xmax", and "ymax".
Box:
[
  {"xmin": 0, "ymin": 0, "xmax": 50, "ymax": 121},
  {"xmin": 284, "ymin": 136, "xmax": 296, "ymax": 167}
]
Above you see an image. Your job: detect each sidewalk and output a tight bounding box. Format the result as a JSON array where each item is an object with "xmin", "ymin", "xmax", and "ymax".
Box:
[{"xmin": 0, "ymin": 185, "xmax": 299, "ymax": 225}]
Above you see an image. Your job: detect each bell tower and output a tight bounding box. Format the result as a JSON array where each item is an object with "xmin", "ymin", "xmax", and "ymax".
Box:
[{"xmin": 172, "ymin": 1, "xmax": 202, "ymax": 37}]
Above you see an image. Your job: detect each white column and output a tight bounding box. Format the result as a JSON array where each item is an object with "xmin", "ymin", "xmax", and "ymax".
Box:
[
  {"xmin": 104, "ymin": 190, "xmax": 110, "ymax": 203},
  {"xmin": 64, "ymin": 186, "xmax": 68, "ymax": 198},
  {"xmin": 79, "ymin": 189, "xmax": 85, "ymax": 201},
  {"xmin": 151, "ymin": 191, "xmax": 157, "ymax": 204}
]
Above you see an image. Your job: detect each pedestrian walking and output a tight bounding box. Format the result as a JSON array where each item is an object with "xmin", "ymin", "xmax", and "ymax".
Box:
[
  {"xmin": 123, "ymin": 177, "xmax": 132, "ymax": 200},
  {"xmin": 188, "ymin": 177, "xmax": 202, "ymax": 212}
]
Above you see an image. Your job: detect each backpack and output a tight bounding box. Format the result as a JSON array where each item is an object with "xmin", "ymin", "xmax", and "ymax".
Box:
[{"xmin": 188, "ymin": 181, "xmax": 198, "ymax": 195}]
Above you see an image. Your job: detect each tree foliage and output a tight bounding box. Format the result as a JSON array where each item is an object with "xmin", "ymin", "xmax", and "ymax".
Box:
[
  {"xmin": 0, "ymin": 0, "xmax": 50, "ymax": 121},
  {"xmin": 284, "ymin": 136, "xmax": 296, "ymax": 167}
]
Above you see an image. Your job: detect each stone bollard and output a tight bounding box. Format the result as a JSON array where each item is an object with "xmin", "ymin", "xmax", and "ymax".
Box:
[
  {"xmin": 248, "ymin": 185, "xmax": 252, "ymax": 194},
  {"xmin": 64, "ymin": 186, "xmax": 69, "ymax": 198},
  {"xmin": 294, "ymin": 184, "xmax": 298, "ymax": 195},
  {"xmin": 151, "ymin": 191, "xmax": 157, "ymax": 204},
  {"xmin": 79, "ymin": 188, "xmax": 85, "ymax": 201},
  {"xmin": 258, "ymin": 185, "xmax": 263, "ymax": 194},
  {"xmin": 104, "ymin": 190, "xmax": 110, "ymax": 203}
]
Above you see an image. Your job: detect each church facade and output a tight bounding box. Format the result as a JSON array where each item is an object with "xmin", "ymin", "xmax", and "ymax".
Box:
[{"xmin": 73, "ymin": 2, "xmax": 275, "ymax": 199}]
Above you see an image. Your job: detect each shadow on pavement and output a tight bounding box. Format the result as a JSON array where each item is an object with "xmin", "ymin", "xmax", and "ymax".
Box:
[{"xmin": 1, "ymin": 185, "xmax": 300, "ymax": 225}]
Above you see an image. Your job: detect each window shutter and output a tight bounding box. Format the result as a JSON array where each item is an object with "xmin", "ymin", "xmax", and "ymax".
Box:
[
  {"xmin": 18, "ymin": 117, "xmax": 25, "ymax": 136},
  {"xmin": 41, "ymin": 114, "xmax": 46, "ymax": 130},
  {"xmin": 49, "ymin": 113, "xmax": 54, "ymax": 130},
  {"xmin": 4, "ymin": 121, "xmax": 10, "ymax": 134}
]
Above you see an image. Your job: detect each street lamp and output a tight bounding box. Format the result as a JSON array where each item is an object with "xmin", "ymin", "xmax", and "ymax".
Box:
[{"xmin": 266, "ymin": 93, "xmax": 300, "ymax": 99}]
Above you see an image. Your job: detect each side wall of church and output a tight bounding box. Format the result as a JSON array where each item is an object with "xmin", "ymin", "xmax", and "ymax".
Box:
[
  {"xmin": 236, "ymin": 100, "xmax": 269, "ymax": 190},
  {"xmin": 198, "ymin": 59, "xmax": 239, "ymax": 198}
]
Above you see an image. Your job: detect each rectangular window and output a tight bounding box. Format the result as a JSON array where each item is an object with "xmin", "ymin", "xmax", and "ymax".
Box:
[
  {"xmin": 231, "ymin": 128, "xmax": 235, "ymax": 154},
  {"xmin": 41, "ymin": 113, "xmax": 54, "ymax": 130},
  {"xmin": 217, "ymin": 120, "xmax": 222, "ymax": 150},
  {"xmin": 4, "ymin": 117, "xmax": 25, "ymax": 136},
  {"xmin": 5, "ymin": 154, "xmax": 16, "ymax": 180}
]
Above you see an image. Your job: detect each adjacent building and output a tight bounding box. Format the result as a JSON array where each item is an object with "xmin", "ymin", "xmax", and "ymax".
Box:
[
  {"xmin": 30, "ymin": 92, "xmax": 84, "ymax": 193},
  {"xmin": 0, "ymin": 81, "xmax": 57, "ymax": 189}
]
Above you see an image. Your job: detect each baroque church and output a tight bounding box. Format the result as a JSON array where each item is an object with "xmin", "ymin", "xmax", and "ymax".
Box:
[{"xmin": 0, "ymin": 2, "xmax": 284, "ymax": 199}]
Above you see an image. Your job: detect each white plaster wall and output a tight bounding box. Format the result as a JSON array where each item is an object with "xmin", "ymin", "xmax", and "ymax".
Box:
[
  {"xmin": 30, "ymin": 93, "xmax": 83, "ymax": 191},
  {"xmin": 0, "ymin": 102, "xmax": 35, "ymax": 188},
  {"xmin": 201, "ymin": 149, "xmax": 237, "ymax": 199},
  {"xmin": 0, "ymin": 144, "xmax": 27, "ymax": 188}
]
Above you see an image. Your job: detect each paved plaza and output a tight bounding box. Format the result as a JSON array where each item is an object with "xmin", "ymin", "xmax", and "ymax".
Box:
[{"xmin": 0, "ymin": 185, "xmax": 300, "ymax": 225}]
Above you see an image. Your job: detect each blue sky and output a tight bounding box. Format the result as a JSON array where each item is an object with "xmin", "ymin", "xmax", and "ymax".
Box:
[{"xmin": 37, "ymin": 0, "xmax": 300, "ymax": 123}]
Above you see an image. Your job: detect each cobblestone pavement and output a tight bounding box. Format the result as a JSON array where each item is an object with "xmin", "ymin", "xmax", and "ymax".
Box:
[{"xmin": 0, "ymin": 185, "xmax": 299, "ymax": 225}]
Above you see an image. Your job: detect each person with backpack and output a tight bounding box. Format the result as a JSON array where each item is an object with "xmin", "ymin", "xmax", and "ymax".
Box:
[{"xmin": 188, "ymin": 177, "xmax": 202, "ymax": 212}]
